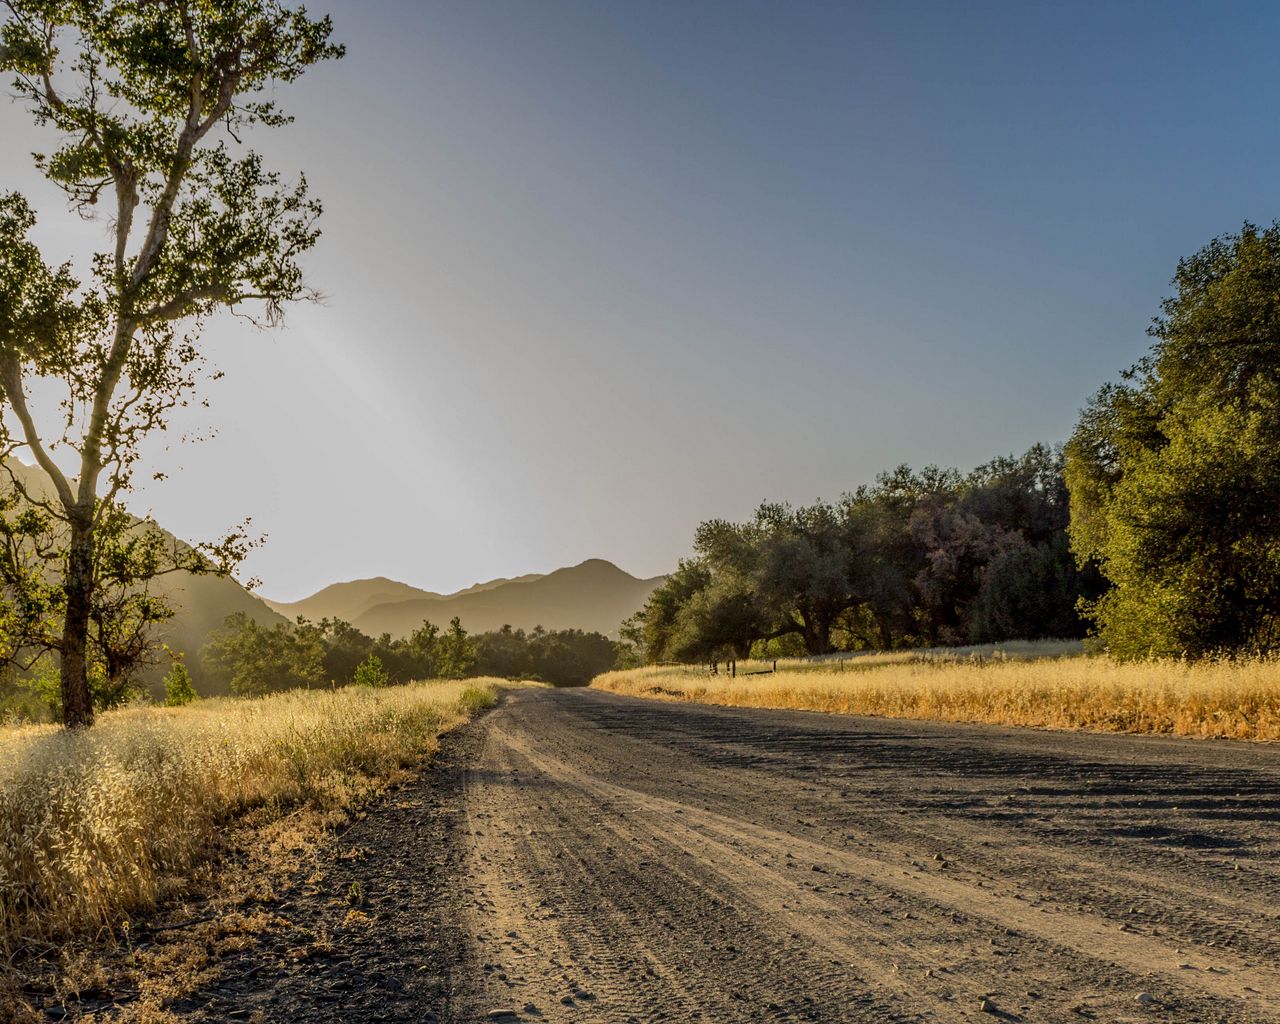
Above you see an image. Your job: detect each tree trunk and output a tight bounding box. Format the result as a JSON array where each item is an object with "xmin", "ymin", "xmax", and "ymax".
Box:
[
  {"xmin": 799, "ymin": 615, "xmax": 833, "ymax": 656},
  {"xmin": 60, "ymin": 516, "xmax": 95, "ymax": 728}
]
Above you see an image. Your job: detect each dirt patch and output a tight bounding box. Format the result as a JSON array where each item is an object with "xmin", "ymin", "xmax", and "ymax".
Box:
[{"xmin": 146, "ymin": 724, "xmax": 485, "ymax": 1022}]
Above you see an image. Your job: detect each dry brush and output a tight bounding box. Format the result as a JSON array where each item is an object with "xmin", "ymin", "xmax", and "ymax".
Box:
[
  {"xmin": 0, "ymin": 680, "xmax": 498, "ymax": 957},
  {"xmin": 593, "ymin": 651, "xmax": 1280, "ymax": 741}
]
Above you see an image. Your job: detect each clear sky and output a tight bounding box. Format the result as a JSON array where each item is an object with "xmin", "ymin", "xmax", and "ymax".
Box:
[{"xmin": 3, "ymin": 1, "xmax": 1279, "ymax": 600}]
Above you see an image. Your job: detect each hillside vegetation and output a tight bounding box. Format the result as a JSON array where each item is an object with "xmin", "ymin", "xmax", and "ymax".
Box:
[
  {"xmin": 593, "ymin": 644, "xmax": 1280, "ymax": 741},
  {"xmin": 0, "ymin": 679, "xmax": 497, "ymax": 960}
]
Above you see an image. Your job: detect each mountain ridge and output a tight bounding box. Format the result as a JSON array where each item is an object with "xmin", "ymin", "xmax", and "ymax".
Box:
[{"xmin": 277, "ymin": 559, "xmax": 663, "ymax": 639}]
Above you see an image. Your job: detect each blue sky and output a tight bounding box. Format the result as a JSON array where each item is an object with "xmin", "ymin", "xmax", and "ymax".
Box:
[{"xmin": 3, "ymin": 1, "xmax": 1278, "ymax": 598}]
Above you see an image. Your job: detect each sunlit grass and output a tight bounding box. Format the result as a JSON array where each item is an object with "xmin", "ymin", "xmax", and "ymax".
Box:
[
  {"xmin": 594, "ymin": 648, "xmax": 1280, "ymax": 742},
  {"xmin": 632, "ymin": 639, "xmax": 1086, "ymax": 680},
  {"xmin": 0, "ymin": 679, "xmax": 499, "ymax": 956}
]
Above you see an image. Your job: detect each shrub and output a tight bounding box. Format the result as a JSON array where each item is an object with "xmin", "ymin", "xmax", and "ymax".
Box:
[
  {"xmin": 163, "ymin": 663, "xmax": 198, "ymax": 706},
  {"xmin": 352, "ymin": 653, "xmax": 390, "ymax": 687}
]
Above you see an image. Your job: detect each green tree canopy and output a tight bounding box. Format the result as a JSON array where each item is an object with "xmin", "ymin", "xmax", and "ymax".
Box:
[
  {"xmin": 626, "ymin": 445, "xmax": 1090, "ymax": 665},
  {"xmin": 1066, "ymin": 223, "xmax": 1280, "ymax": 658}
]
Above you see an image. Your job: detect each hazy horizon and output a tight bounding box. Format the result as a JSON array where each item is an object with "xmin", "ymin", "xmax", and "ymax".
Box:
[{"xmin": 4, "ymin": 0, "xmax": 1278, "ymax": 601}]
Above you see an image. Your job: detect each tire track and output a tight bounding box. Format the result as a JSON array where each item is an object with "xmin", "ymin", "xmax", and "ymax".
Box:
[{"xmin": 455, "ymin": 689, "xmax": 1280, "ymax": 1023}]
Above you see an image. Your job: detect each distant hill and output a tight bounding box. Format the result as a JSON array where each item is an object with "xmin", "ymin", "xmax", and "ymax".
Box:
[
  {"xmin": 263, "ymin": 577, "xmax": 437, "ymax": 623},
  {"xmin": 1, "ymin": 460, "xmax": 285, "ymax": 693},
  {"xmin": 264, "ymin": 571, "xmax": 547, "ymax": 624},
  {"xmin": 278, "ymin": 559, "xmax": 663, "ymax": 639}
]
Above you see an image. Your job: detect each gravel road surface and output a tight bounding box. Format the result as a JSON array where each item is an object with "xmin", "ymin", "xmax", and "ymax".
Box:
[{"xmin": 207, "ymin": 687, "xmax": 1280, "ymax": 1023}]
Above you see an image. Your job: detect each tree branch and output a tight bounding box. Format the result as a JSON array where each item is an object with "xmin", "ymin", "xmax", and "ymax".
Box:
[{"xmin": 0, "ymin": 355, "xmax": 76, "ymax": 510}]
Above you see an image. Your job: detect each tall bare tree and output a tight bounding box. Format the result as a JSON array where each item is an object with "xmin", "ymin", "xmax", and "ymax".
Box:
[{"xmin": 0, "ymin": 1, "xmax": 342, "ymax": 725}]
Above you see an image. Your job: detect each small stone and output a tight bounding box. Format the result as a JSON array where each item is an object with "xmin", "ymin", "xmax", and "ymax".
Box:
[
  {"xmin": 979, "ymin": 997, "xmax": 998, "ymax": 1014},
  {"xmin": 1136, "ymin": 992, "xmax": 1157, "ymax": 1007}
]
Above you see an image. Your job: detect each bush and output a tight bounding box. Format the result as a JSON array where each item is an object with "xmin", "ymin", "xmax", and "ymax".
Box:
[
  {"xmin": 163, "ymin": 663, "xmax": 198, "ymax": 706},
  {"xmin": 352, "ymin": 653, "xmax": 390, "ymax": 687}
]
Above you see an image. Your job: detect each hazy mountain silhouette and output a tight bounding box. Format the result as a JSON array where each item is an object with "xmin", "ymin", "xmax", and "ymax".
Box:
[
  {"xmin": 263, "ymin": 577, "xmax": 439, "ymax": 623},
  {"xmin": 279, "ymin": 559, "xmax": 663, "ymax": 639},
  {"xmin": 263, "ymin": 572, "xmax": 547, "ymax": 624}
]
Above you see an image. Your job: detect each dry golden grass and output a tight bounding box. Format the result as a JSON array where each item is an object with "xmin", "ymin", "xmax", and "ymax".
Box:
[
  {"xmin": 593, "ymin": 652, "xmax": 1280, "ymax": 741},
  {"xmin": 0, "ymin": 679, "xmax": 498, "ymax": 960}
]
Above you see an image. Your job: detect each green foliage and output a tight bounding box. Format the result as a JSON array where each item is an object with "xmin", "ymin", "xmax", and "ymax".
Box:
[
  {"xmin": 1066, "ymin": 224, "xmax": 1280, "ymax": 659},
  {"xmin": 458, "ymin": 684, "xmax": 499, "ymax": 714},
  {"xmin": 200, "ymin": 612, "xmax": 323, "ymax": 696},
  {"xmin": 438, "ymin": 617, "xmax": 475, "ymax": 679},
  {"xmin": 474, "ymin": 624, "xmax": 620, "ymax": 686},
  {"xmin": 163, "ymin": 661, "xmax": 197, "ymax": 706},
  {"xmin": 8, "ymin": 653, "xmax": 144, "ymax": 718},
  {"xmin": 630, "ymin": 445, "xmax": 1091, "ymax": 663},
  {"xmin": 0, "ymin": 483, "xmax": 248, "ymax": 701},
  {"xmin": 198, "ymin": 611, "xmax": 620, "ymax": 694},
  {"xmin": 748, "ymin": 634, "xmax": 808, "ymax": 660},
  {"xmin": 969, "ymin": 534, "xmax": 1089, "ymax": 644},
  {"xmin": 352, "ymin": 653, "xmax": 390, "ymax": 688},
  {"xmin": 620, "ymin": 559, "xmax": 711, "ymax": 663}
]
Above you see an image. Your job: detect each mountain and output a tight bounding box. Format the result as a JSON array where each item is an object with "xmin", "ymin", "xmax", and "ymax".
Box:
[
  {"xmin": 263, "ymin": 577, "xmax": 437, "ymax": 623},
  {"xmin": 263, "ymin": 572, "xmax": 547, "ymax": 624},
  {"xmin": 279, "ymin": 559, "xmax": 663, "ymax": 640}
]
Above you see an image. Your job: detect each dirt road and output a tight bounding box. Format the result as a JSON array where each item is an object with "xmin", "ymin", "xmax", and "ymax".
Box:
[{"xmin": 208, "ymin": 687, "xmax": 1280, "ymax": 1023}]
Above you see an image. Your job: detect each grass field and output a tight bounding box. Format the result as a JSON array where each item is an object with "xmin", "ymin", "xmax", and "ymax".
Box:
[
  {"xmin": 0, "ymin": 680, "xmax": 498, "ymax": 962},
  {"xmin": 593, "ymin": 644, "xmax": 1280, "ymax": 741}
]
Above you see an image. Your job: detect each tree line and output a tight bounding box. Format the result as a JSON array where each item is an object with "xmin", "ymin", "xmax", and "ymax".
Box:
[
  {"xmin": 198, "ymin": 614, "xmax": 621, "ymax": 694},
  {"xmin": 623, "ymin": 445, "xmax": 1102, "ymax": 664}
]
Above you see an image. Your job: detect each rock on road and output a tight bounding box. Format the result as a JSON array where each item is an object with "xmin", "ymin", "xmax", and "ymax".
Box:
[{"xmin": 208, "ymin": 686, "xmax": 1280, "ymax": 1023}]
